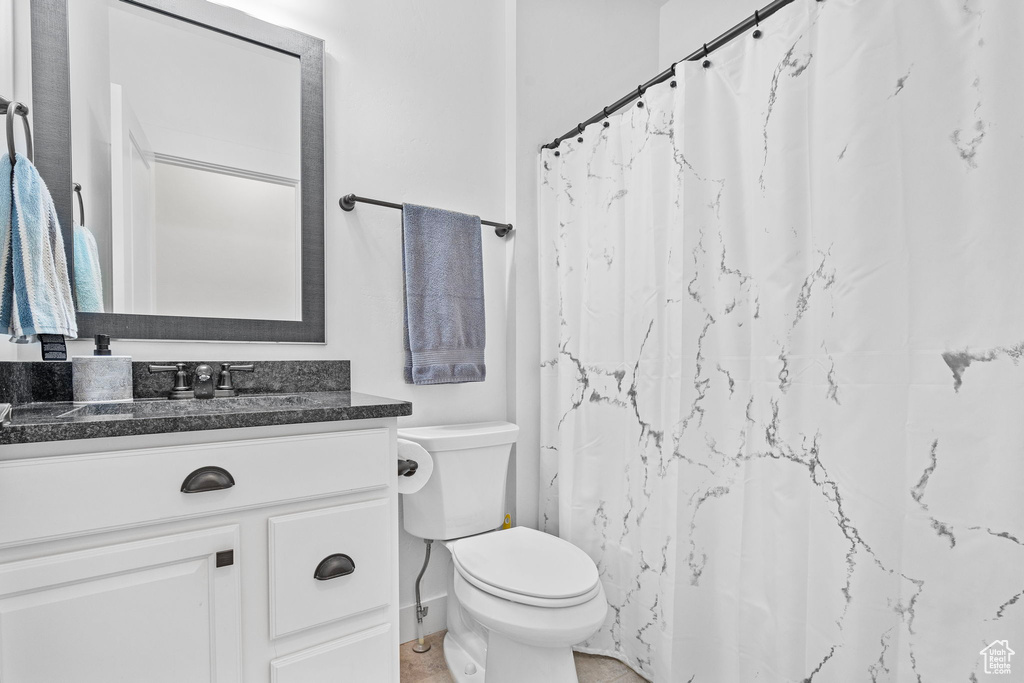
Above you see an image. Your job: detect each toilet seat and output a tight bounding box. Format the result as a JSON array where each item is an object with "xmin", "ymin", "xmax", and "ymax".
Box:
[{"xmin": 449, "ymin": 527, "xmax": 601, "ymax": 608}]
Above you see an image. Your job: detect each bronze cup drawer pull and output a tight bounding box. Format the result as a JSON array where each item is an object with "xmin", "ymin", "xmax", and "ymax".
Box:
[
  {"xmin": 314, "ymin": 553, "xmax": 356, "ymax": 581},
  {"xmin": 180, "ymin": 466, "xmax": 235, "ymax": 493}
]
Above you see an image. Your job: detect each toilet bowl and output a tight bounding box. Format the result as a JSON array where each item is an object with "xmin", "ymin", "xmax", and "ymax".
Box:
[
  {"xmin": 397, "ymin": 422, "xmax": 608, "ymax": 683},
  {"xmin": 442, "ymin": 527, "xmax": 607, "ymax": 683}
]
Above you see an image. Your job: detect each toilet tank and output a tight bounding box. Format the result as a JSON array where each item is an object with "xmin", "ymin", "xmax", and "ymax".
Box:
[{"xmin": 398, "ymin": 421, "xmax": 519, "ymax": 540}]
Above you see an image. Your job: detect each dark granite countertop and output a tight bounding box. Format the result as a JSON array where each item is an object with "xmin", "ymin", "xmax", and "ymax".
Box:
[{"xmin": 0, "ymin": 391, "xmax": 412, "ymax": 445}]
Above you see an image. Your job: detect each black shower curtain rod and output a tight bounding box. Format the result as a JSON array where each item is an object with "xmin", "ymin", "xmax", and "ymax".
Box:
[{"xmin": 541, "ymin": 0, "xmax": 801, "ymax": 150}]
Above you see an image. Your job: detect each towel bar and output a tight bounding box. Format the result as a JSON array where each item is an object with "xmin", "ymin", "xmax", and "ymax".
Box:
[
  {"xmin": 73, "ymin": 183, "xmax": 85, "ymax": 226},
  {"xmin": 340, "ymin": 193, "xmax": 513, "ymax": 238},
  {"xmin": 1, "ymin": 96, "xmax": 32, "ymax": 162}
]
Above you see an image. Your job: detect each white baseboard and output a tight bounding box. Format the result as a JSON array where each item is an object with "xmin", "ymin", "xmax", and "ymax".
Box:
[{"xmin": 399, "ymin": 593, "xmax": 448, "ymax": 645}]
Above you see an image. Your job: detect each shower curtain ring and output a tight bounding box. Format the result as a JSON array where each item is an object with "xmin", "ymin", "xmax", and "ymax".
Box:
[
  {"xmin": 753, "ymin": 10, "xmax": 763, "ymax": 38},
  {"xmin": 702, "ymin": 44, "xmax": 712, "ymax": 69},
  {"xmin": 577, "ymin": 123, "xmax": 585, "ymax": 135}
]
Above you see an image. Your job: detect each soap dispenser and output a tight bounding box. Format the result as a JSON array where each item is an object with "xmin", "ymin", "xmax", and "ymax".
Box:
[{"xmin": 72, "ymin": 334, "xmax": 133, "ymax": 404}]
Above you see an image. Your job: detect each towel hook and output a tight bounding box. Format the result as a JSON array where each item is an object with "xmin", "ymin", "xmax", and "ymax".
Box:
[
  {"xmin": 73, "ymin": 183, "xmax": 85, "ymax": 226},
  {"xmin": 3, "ymin": 100, "xmax": 32, "ymax": 163}
]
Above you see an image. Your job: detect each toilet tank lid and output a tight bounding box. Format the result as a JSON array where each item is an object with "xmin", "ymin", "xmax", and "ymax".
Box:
[{"xmin": 397, "ymin": 421, "xmax": 519, "ymax": 452}]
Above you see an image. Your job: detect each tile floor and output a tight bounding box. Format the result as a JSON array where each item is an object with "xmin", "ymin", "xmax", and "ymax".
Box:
[{"xmin": 400, "ymin": 631, "xmax": 648, "ymax": 683}]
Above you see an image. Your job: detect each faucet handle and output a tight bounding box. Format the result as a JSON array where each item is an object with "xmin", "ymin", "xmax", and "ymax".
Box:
[
  {"xmin": 216, "ymin": 363, "xmax": 255, "ymax": 394},
  {"xmin": 222, "ymin": 362, "xmax": 254, "ymax": 373},
  {"xmin": 148, "ymin": 363, "xmax": 193, "ymax": 398},
  {"xmin": 148, "ymin": 362, "xmax": 185, "ymax": 373}
]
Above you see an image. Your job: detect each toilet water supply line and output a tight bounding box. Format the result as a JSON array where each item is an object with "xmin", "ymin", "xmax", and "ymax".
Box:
[
  {"xmin": 413, "ymin": 539, "xmax": 434, "ymax": 654},
  {"xmin": 410, "ymin": 517, "xmax": 508, "ymax": 654}
]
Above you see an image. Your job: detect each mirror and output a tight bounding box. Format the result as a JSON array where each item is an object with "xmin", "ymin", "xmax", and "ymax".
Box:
[
  {"xmin": 69, "ymin": 1, "xmax": 301, "ymax": 320},
  {"xmin": 31, "ymin": 0, "xmax": 325, "ymax": 342}
]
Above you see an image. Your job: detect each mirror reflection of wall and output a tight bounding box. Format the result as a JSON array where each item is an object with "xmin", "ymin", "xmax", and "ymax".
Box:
[
  {"xmin": 67, "ymin": 0, "xmax": 302, "ymax": 321},
  {"xmin": 153, "ymin": 162, "xmax": 299, "ymax": 320}
]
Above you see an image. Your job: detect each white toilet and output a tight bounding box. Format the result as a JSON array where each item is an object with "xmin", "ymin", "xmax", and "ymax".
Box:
[{"xmin": 398, "ymin": 421, "xmax": 608, "ymax": 683}]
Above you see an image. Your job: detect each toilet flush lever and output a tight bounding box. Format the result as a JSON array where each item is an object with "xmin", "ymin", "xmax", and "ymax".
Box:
[{"xmin": 397, "ymin": 459, "xmax": 419, "ymax": 477}]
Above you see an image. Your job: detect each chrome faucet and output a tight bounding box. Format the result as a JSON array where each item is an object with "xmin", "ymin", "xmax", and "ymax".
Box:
[
  {"xmin": 149, "ymin": 362, "xmax": 247, "ymax": 399},
  {"xmin": 193, "ymin": 364, "xmax": 216, "ymax": 399}
]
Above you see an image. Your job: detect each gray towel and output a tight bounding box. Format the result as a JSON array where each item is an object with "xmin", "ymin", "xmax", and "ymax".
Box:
[{"xmin": 402, "ymin": 203, "xmax": 485, "ymax": 384}]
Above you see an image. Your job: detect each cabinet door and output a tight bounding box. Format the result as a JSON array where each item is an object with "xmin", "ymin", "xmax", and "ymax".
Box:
[
  {"xmin": 0, "ymin": 526, "xmax": 240, "ymax": 683},
  {"xmin": 271, "ymin": 624, "xmax": 392, "ymax": 683}
]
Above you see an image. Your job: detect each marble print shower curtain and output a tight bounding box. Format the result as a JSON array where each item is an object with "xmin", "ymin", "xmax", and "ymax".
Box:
[{"xmin": 538, "ymin": 1, "xmax": 1024, "ymax": 680}]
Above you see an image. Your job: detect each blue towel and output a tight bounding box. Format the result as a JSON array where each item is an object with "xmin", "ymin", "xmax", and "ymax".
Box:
[
  {"xmin": 0, "ymin": 154, "xmax": 78, "ymax": 342},
  {"xmin": 73, "ymin": 224, "xmax": 104, "ymax": 313},
  {"xmin": 402, "ymin": 203, "xmax": 485, "ymax": 384}
]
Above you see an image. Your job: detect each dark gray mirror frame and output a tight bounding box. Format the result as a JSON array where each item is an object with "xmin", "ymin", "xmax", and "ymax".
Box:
[{"xmin": 31, "ymin": 0, "xmax": 325, "ymax": 343}]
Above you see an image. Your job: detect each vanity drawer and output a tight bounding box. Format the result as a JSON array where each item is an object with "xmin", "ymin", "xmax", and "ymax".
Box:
[
  {"xmin": 0, "ymin": 429, "xmax": 390, "ymax": 547},
  {"xmin": 268, "ymin": 498, "xmax": 391, "ymax": 638},
  {"xmin": 270, "ymin": 624, "xmax": 392, "ymax": 682}
]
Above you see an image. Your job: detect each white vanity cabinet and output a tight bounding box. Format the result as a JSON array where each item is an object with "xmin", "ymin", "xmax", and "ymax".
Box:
[
  {"xmin": 0, "ymin": 526, "xmax": 242, "ymax": 683},
  {"xmin": 0, "ymin": 420, "xmax": 400, "ymax": 683}
]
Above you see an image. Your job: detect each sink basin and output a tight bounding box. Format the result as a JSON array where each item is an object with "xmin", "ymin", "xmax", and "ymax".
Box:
[{"xmin": 59, "ymin": 394, "xmax": 323, "ymax": 419}]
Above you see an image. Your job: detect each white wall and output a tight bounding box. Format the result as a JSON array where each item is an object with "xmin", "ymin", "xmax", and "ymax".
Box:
[
  {"xmin": 510, "ymin": 0, "xmax": 661, "ymax": 531},
  {"xmin": 11, "ymin": 0, "xmax": 507, "ymax": 643},
  {"xmin": 152, "ymin": 164, "xmax": 298, "ymax": 320}
]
